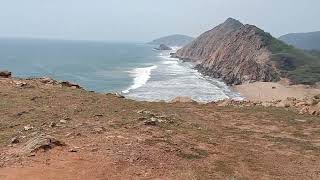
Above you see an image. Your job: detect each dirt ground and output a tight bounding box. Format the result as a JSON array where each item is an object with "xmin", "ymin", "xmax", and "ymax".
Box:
[{"xmin": 0, "ymin": 77, "xmax": 320, "ymax": 180}]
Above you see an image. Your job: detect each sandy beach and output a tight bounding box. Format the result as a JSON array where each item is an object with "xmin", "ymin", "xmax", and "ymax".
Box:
[{"xmin": 234, "ymin": 81, "xmax": 320, "ymax": 102}]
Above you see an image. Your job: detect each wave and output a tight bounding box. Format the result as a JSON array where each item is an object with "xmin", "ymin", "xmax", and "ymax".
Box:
[{"xmin": 122, "ymin": 65, "xmax": 157, "ymax": 93}]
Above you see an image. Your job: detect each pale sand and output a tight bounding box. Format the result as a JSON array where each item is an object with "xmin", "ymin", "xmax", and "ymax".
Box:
[{"xmin": 234, "ymin": 81, "xmax": 320, "ymax": 102}]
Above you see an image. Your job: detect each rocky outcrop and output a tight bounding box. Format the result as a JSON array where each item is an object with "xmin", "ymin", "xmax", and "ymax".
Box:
[
  {"xmin": 0, "ymin": 70, "xmax": 12, "ymax": 78},
  {"xmin": 21, "ymin": 135, "xmax": 65, "ymax": 154},
  {"xmin": 174, "ymin": 18, "xmax": 282, "ymax": 85},
  {"xmin": 155, "ymin": 44, "xmax": 172, "ymax": 51}
]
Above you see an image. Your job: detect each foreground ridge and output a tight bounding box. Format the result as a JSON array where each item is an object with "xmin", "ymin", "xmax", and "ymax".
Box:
[{"xmin": 0, "ymin": 75, "xmax": 319, "ymax": 179}]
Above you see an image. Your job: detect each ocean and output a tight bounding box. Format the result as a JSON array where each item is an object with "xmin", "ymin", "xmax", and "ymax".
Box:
[{"xmin": 0, "ymin": 38, "xmax": 242, "ymax": 102}]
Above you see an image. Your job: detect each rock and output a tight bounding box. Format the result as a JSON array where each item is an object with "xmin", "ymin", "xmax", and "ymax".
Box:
[
  {"xmin": 298, "ymin": 107, "xmax": 309, "ymax": 115},
  {"xmin": 0, "ymin": 70, "xmax": 12, "ymax": 78},
  {"xmin": 144, "ymin": 118, "xmax": 158, "ymax": 126},
  {"xmin": 59, "ymin": 120, "xmax": 67, "ymax": 124},
  {"xmin": 92, "ymin": 127, "xmax": 105, "ymax": 134},
  {"xmin": 49, "ymin": 122, "xmax": 57, "ymax": 128},
  {"xmin": 306, "ymin": 98, "xmax": 319, "ymax": 106},
  {"xmin": 114, "ymin": 92, "xmax": 125, "ymax": 98},
  {"xmin": 14, "ymin": 81, "xmax": 27, "ymax": 87},
  {"xmin": 21, "ymin": 135, "xmax": 65, "ymax": 153},
  {"xmin": 69, "ymin": 147, "xmax": 80, "ymax": 153},
  {"xmin": 40, "ymin": 77, "xmax": 55, "ymax": 84},
  {"xmin": 10, "ymin": 137, "xmax": 20, "ymax": 144},
  {"xmin": 314, "ymin": 94, "xmax": 320, "ymax": 100},
  {"xmin": 137, "ymin": 110, "xmax": 153, "ymax": 115},
  {"xmin": 217, "ymin": 99, "xmax": 233, "ymax": 107},
  {"xmin": 23, "ymin": 125, "xmax": 34, "ymax": 131},
  {"xmin": 155, "ymin": 44, "xmax": 172, "ymax": 51},
  {"xmin": 295, "ymin": 102, "xmax": 308, "ymax": 107},
  {"xmin": 261, "ymin": 102, "xmax": 273, "ymax": 107},
  {"xmin": 93, "ymin": 114, "xmax": 104, "ymax": 117},
  {"xmin": 170, "ymin": 97, "xmax": 196, "ymax": 103},
  {"xmin": 90, "ymin": 147, "xmax": 99, "ymax": 152},
  {"xmin": 275, "ymin": 98, "xmax": 296, "ymax": 108},
  {"xmin": 59, "ymin": 81, "xmax": 82, "ymax": 89}
]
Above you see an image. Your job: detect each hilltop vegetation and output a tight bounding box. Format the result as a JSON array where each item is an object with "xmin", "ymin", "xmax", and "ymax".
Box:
[
  {"xmin": 268, "ymin": 37, "xmax": 320, "ymax": 84},
  {"xmin": 279, "ymin": 31, "xmax": 320, "ymax": 51}
]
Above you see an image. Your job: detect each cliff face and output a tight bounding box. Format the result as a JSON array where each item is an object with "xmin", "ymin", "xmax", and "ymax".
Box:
[{"xmin": 174, "ymin": 18, "xmax": 281, "ymax": 85}]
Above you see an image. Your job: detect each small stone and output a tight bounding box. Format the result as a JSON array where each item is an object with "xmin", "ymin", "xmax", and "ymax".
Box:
[
  {"xmin": 60, "ymin": 120, "xmax": 67, "ymax": 124},
  {"xmin": 24, "ymin": 125, "xmax": 34, "ymax": 131},
  {"xmin": 90, "ymin": 147, "xmax": 99, "ymax": 152},
  {"xmin": 59, "ymin": 81, "xmax": 81, "ymax": 89},
  {"xmin": 114, "ymin": 92, "xmax": 125, "ymax": 98},
  {"xmin": 92, "ymin": 127, "xmax": 105, "ymax": 134},
  {"xmin": 69, "ymin": 148, "xmax": 79, "ymax": 153},
  {"xmin": 14, "ymin": 81, "xmax": 27, "ymax": 87},
  {"xmin": 144, "ymin": 118, "xmax": 157, "ymax": 126},
  {"xmin": 94, "ymin": 114, "xmax": 103, "ymax": 117},
  {"xmin": 28, "ymin": 153, "xmax": 36, "ymax": 157},
  {"xmin": 49, "ymin": 122, "xmax": 57, "ymax": 128},
  {"xmin": 40, "ymin": 77, "xmax": 55, "ymax": 84},
  {"xmin": 10, "ymin": 137, "xmax": 20, "ymax": 144}
]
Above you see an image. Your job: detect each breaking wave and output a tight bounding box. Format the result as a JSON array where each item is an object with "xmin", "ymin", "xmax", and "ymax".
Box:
[{"xmin": 122, "ymin": 65, "xmax": 157, "ymax": 93}]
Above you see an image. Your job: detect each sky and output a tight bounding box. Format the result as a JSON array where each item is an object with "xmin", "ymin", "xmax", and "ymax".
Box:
[{"xmin": 0, "ymin": 0, "xmax": 319, "ymax": 42}]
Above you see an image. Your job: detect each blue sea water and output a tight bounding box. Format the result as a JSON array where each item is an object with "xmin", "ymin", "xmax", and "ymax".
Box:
[{"xmin": 0, "ymin": 38, "xmax": 242, "ymax": 102}]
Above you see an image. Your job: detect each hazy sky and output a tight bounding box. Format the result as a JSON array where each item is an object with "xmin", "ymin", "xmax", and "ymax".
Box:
[{"xmin": 0, "ymin": 0, "xmax": 319, "ymax": 42}]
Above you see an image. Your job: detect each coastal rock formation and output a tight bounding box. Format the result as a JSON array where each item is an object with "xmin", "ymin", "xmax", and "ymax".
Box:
[
  {"xmin": 174, "ymin": 18, "xmax": 320, "ymax": 85},
  {"xmin": 0, "ymin": 70, "xmax": 12, "ymax": 78},
  {"xmin": 148, "ymin": 34, "xmax": 194, "ymax": 47},
  {"xmin": 155, "ymin": 44, "xmax": 172, "ymax": 51}
]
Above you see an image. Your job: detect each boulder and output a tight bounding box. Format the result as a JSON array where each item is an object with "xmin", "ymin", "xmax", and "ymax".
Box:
[
  {"xmin": 0, "ymin": 70, "xmax": 12, "ymax": 78},
  {"xmin": 21, "ymin": 135, "xmax": 65, "ymax": 154},
  {"xmin": 59, "ymin": 81, "xmax": 82, "ymax": 89},
  {"xmin": 170, "ymin": 97, "xmax": 196, "ymax": 103}
]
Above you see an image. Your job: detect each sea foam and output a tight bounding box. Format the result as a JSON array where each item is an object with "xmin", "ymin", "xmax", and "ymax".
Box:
[{"xmin": 122, "ymin": 65, "xmax": 157, "ymax": 93}]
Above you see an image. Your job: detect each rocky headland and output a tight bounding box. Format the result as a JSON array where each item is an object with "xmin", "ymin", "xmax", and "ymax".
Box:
[
  {"xmin": 148, "ymin": 34, "xmax": 195, "ymax": 47},
  {"xmin": 172, "ymin": 18, "xmax": 320, "ymax": 86}
]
